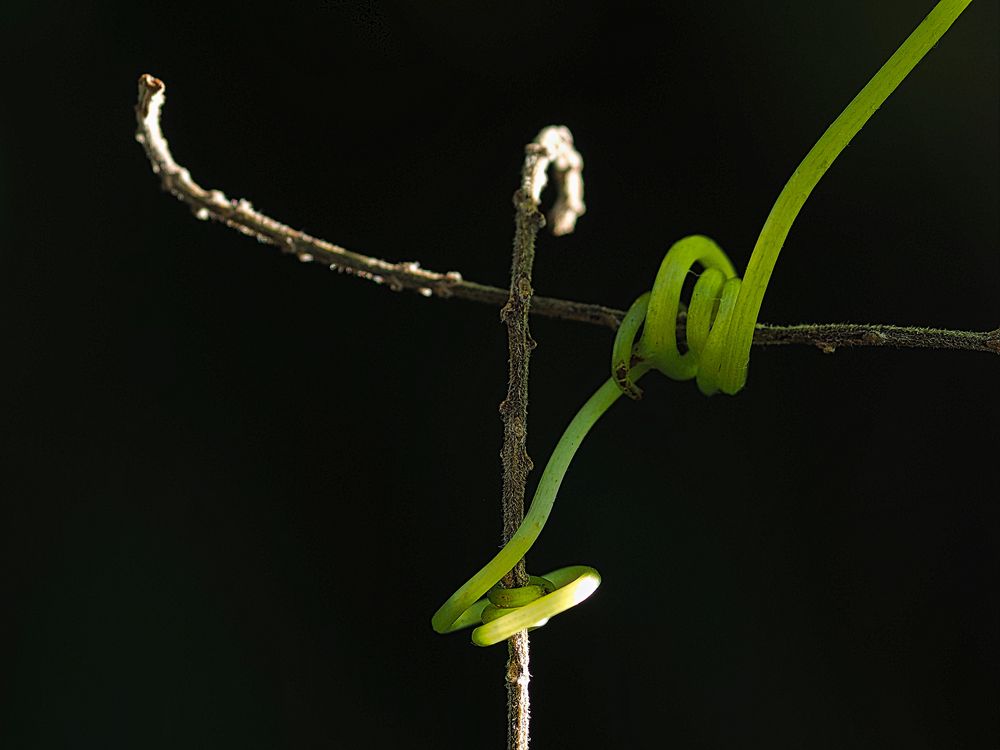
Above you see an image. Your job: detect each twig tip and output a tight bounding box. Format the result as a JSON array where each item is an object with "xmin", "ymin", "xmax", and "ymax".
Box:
[{"xmin": 138, "ymin": 73, "xmax": 164, "ymax": 94}]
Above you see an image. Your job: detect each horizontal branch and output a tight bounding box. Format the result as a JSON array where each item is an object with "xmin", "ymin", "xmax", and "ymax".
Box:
[
  {"xmin": 135, "ymin": 74, "xmax": 999, "ymax": 357},
  {"xmin": 752, "ymin": 322, "xmax": 999, "ymax": 355}
]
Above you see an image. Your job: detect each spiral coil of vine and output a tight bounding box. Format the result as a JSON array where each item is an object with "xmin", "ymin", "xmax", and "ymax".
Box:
[{"xmin": 432, "ymin": 0, "xmax": 972, "ymax": 647}]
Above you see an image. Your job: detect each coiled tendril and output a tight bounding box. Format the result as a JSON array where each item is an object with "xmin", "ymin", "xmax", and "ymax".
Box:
[{"xmin": 432, "ymin": 0, "xmax": 972, "ymax": 647}]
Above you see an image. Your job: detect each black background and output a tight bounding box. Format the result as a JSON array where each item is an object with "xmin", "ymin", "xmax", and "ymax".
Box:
[{"xmin": 3, "ymin": 1, "xmax": 998, "ymax": 748}]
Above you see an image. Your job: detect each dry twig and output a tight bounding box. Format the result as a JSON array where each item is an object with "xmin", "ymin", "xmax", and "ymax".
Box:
[
  {"xmin": 497, "ymin": 126, "xmax": 586, "ymax": 750},
  {"xmin": 135, "ymin": 74, "xmax": 998, "ymax": 356}
]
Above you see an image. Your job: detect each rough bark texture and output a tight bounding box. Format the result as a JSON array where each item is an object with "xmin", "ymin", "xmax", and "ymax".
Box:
[
  {"xmin": 498, "ymin": 127, "xmax": 586, "ymax": 750},
  {"xmin": 499, "ymin": 192, "xmax": 543, "ymax": 750}
]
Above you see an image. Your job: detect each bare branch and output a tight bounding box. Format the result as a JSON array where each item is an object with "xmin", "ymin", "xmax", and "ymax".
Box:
[
  {"xmin": 499, "ymin": 126, "xmax": 584, "ymax": 750},
  {"xmin": 135, "ymin": 74, "xmax": 998, "ymax": 358},
  {"xmin": 134, "ymin": 75, "xmax": 618, "ymax": 328},
  {"xmin": 751, "ymin": 323, "xmax": 1000, "ymax": 355}
]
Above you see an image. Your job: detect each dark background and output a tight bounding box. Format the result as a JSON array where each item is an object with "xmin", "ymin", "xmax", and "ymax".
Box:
[{"xmin": 2, "ymin": 1, "xmax": 997, "ymax": 748}]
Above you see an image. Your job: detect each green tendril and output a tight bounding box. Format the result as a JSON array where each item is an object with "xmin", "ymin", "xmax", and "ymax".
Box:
[{"xmin": 433, "ymin": 0, "xmax": 973, "ymax": 647}]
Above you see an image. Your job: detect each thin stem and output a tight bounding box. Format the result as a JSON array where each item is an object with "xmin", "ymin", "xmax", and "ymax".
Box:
[
  {"xmin": 134, "ymin": 74, "xmax": 998, "ymax": 357},
  {"xmin": 752, "ymin": 323, "xmax": 998, "ymax": 355},
  {"xmin": 133, "ymin": 75, "xmax": 618, "ymax": 330},
  {"xmin": 498, "ymin": 126, "xmax": 584, "ymax": 750},
  {"xmin": 432, "ymin": 378, "xmax": 629, "ymax": 644},
  {"xmin": 719, "ymin": 0, "xmax": 975, "ymax": 391}
]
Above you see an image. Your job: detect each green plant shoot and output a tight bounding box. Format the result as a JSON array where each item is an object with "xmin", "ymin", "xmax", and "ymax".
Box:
[{"xmin": 433, "ymin": 0, "xmax": 973, "ymax": 647}]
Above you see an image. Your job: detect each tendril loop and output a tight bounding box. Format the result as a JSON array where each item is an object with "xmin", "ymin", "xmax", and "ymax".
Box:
[
  {"xmin": 613, "ymin": 235, "xmax": 744, "ymax": 399},
  {"xmin": 433, "ymin": 0, "xmax": 972, "ymax": 647}
]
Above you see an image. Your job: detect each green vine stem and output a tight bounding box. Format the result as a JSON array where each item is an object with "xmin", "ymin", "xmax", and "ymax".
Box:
[
  {"xmin": 716, "ymin": 0, "xmax": 976, "ymax": 394},
  {"xmin": 432, "ymin": 0, "xmax": 976, "ymax": 644}
]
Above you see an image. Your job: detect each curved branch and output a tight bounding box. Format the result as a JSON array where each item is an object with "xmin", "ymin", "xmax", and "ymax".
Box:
[
  {"xmin": 135, "ymin": 74, "xmax": 998, "ymax": 356},
  {"xmin": 134, "ymin": 74, "xmax": 619, "ymax": 329}
]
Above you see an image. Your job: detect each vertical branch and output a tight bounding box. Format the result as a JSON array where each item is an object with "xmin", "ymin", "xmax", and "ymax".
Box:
[{"xmin": 500, "ymin": 126, "xmax": 585, "ymax": 750}]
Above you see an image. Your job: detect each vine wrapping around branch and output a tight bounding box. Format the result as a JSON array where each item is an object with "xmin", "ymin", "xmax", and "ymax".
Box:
[{"xmin": 134, "ymin": 74, "xmax": 998, "ymax": 357}]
